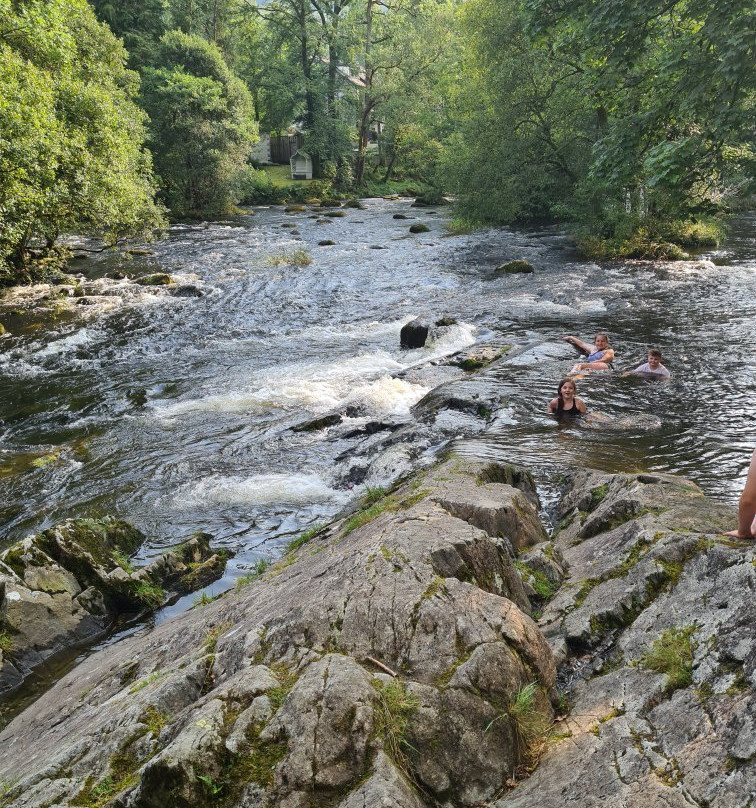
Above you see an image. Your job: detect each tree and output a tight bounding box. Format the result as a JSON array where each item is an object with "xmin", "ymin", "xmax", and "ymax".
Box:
[
  {"xmin": 526, "ymin": 0, "xmax": 756, "ymax": 219},
  {"xmin": 0, "ymin": 0, "xmax": 164, "ymax": 282},
  {"xmin": 446, "ymin": 0, "xmax": 593, "ymax": 223},
  {"xmin": 139, "ymin": 30, "xmax": 258, "ymax": 217}
]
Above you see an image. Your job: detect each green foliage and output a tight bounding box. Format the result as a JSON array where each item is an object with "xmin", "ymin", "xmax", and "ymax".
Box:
[
  {"xmin": 515, "ymin": 561, "xmax": 558, "ymax": 600},
  {"xmin": 112, "ymin": 550, "xmax": 135, "ymax": 574},
  {"xmin": 140, "ymin": 704, "xmax": 169, "ymax": 737},
  {"xmin": 0, "ymin": 0, "xmax": 164, "ymax": 284},
  {"xmin": 449, "ymin": 0, "xmax": 754, "ymax": 241},
  {"xmin": 0, "ymin": 631, "xmax": 12, "ymax": 654},
  {"xmin": 235, "ymin": 558, "xmax": 269, "ymax": 590},
  {"xmin": 139, "ymin": 30, "xmax": 257, "ymax": 217},
  {"xmin": 640, "ymin": 625, "xmax": 697, "ymax": 692},
  {"xmin": 265, "ymin": 249, "xmax": 312, "ymax": 267}
]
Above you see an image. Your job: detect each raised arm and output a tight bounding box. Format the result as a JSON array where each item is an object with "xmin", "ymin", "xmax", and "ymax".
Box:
[{"xmin": 563, "ymin": 335, "xmax": 593, "ymax": 354}]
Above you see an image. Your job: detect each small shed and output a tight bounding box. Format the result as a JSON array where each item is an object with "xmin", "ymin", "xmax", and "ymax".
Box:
[{"xmin": 290, "ymin": 150, "xmax": 313, "ymax": 180}]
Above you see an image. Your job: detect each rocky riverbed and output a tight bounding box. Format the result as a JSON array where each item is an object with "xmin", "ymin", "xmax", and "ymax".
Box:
[{"xmin": 1, "ymin": 449, "xmax": 752, "ymax": 808}]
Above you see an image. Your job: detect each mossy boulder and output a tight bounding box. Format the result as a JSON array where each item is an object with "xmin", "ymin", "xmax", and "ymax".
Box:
[
  {"xmin": 135, "ymin": 273, "xmax": 173, "ymax": 286},
  {"xmin": 324, "ymin": 210, "xmax": 346, "ymax": 218},
  {"xmin": 619, "ymin": 240, "xmax": 689, "ymax": 260},
  {"xmin": 0, "ymin": 520, "xmax": 230, "ymax": 694},
  {"xmin": 495, "ymin": 259, "xmax": 534, "ymax": 274},
  {"xmin": 284, "ymin": 205, "xmax": 307, "ymax": 213},
  {"xmin": 409, "ymin": 223, "xmax": 430, "ymax": 234}
]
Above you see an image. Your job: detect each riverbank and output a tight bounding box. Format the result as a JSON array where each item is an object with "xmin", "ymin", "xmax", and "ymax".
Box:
[{"xmin": 1, "ymin": 450, "xmax": 752, "ymax": 808}]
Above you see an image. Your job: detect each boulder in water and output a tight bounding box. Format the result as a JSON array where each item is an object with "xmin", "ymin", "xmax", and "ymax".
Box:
[
  {"xmin": 135, "ymin": 273, "xmax": 173, "ymax": 286},
  {"xmin": 317, "ymin": 240, "xmax": 336, "ymax": 247},
  {"xmin": 393, "ymin": 213, "xmax": 410, "ymax": 220},
  {"xmin": 400, "ymin": 318, "xmax": 430, "ymax": 348},
  {"xmin": 170, "ymin": 284, "xmax": 204, "ymax": 298},
  {"xmin": 495, "ymin": 259, "xmax": 534, "ymax": 274},
  {"xmin": 292, "ymin": 413, "xmax": 342, "ymax": 432},
  {"xmin": 409, "ymin": 223, "xmax": 430, "ymax": 234}
]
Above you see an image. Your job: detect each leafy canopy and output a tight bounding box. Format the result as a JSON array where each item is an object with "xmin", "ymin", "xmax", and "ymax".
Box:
[{"xmin": 0, "ymin": 0, "xmax": 164, "ymax": 281}]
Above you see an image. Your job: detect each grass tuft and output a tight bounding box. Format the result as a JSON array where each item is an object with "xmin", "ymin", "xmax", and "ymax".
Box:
[
  {"xmin": 640, "ymin": 625, "xmax": 696, "ymax": 692},
  {"xmin": 265, "ymin": 249, "xmax": 312, "ymax": 267}
]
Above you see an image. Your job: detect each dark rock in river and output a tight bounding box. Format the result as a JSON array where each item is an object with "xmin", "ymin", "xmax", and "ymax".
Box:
[
  {"xmin": 435, "ymin": 316, "xmax": 457, "ymax": 326},
  {"xmin": 0, "ymin": 521, "xmax": 230, "ymax": 694},
  {"xmin": 292, "ymin": 413, "xmax": 342, "ymax": 432},
  {"xmin": 393, "ymin": 213, "xmax": 410, "ymax": 220},
  {"xmin": 169, "ymin": 284, "xmax": 204, "ymax": 298},
  {"xmin": 400, "ymin": 317, "xmax": 430, "ymax": 348},
  {"xmin": 409, "ymin": 223, "xmax": 430, "ymax": 234},
  {"xmin": 495, "ymin": 259, "xmax": 534, "ymax": 274},
  {"xmin": 317, "ymin": 239, "xmax": 336, "ymax": 246},
  {"xmin": 324, "ymin": 210, "xmax": 346, "ymax": 218}
]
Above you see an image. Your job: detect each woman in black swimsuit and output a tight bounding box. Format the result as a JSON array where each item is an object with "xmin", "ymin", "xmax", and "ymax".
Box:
[{"xmin": 548, "ymin": 379, "xmax": 586, "ymax": 416}]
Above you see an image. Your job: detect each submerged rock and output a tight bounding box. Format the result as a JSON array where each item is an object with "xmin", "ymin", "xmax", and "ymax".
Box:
[
  {"xmin": 291, "ymin": 413, "xmax": 342, "ymax": 432},
  {"xmin": 495, "ymin": 260, "xmax": 534, "ymax": 274},
  {"xmin": 169, "ymin": 284, "xmax": 203, "ymax": 298},
  {"xmin": 135, "ymin": 273, "xmax": 174, "ymax": 286}
]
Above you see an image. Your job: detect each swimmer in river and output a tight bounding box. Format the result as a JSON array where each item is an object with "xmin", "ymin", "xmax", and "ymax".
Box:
[
  {"xmin": 563, "ymin": 332, "xmax": 615, "ymax": 375},
  {"xmin": 725, "ymin": 449, "xmax": 756, "ymax": 540},
  {"xmin": 548, "ymin": 379, "xmax": 587, "ymax": 417},
  {"xmin": 623, "ymin": 348, "xmax": 670, "ymax": 379}
]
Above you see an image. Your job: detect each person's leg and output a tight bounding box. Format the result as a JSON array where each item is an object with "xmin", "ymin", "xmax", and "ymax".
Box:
[{"xmin": 727, "ymin": 449, "xmax": 756, "ymax": 539}]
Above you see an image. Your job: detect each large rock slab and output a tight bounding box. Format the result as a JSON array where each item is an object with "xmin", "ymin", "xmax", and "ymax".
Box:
[
  {"xmin": 493, "ymin": 468, "xmax": 755, "ymax": 808},
  {"xmin": 0, "ymin": 457, "xmax": 556, "ymax": 808}
]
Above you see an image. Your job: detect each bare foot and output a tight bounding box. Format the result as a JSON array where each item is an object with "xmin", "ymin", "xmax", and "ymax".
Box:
[{"xmin": 725, "ymin": 529, "xmax": 754, "ymax": 539}]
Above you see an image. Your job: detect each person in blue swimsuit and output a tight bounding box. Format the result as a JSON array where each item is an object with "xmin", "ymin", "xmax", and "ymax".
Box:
[
  {"xmin": 564, "ymin": 332, "xmax": 615, "ymax": 374},
  {"xmin": 548, "ymin": 379, "xmax": 587, "ymax": 416}
]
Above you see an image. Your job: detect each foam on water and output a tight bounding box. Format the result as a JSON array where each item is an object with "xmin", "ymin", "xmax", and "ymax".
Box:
[
  {"xmin": 173, "ymin": 472, "xmax": 347, "ymax": 508},
  {"xmin": 153, "ymin": 350, "xmax": 408, "ymax": 418},
  {"xmin": 31, "ymin": 328, "xmax": 94, "ymax": 359},
  {"xmin": 345, "ymin": 376, "xmax": 430, "ymax": 415}
]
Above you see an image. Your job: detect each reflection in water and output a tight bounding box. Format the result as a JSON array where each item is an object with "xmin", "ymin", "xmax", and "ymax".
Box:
[{"xmin": 1, "ymin": 204, "xmax": 754, "ymax": 578}]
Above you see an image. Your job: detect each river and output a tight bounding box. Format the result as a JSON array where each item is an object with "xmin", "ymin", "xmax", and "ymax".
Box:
[{"xmin": 1, "ymin": 200, "xmax": 755, "ymax": 603}]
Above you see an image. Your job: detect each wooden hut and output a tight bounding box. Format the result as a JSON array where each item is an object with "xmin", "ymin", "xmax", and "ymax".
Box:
[{"xmin": 290, "ymin": 150, "xmax": 313, "ymax": 180}]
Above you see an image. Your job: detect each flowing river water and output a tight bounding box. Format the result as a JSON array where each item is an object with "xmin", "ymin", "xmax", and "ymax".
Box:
[{"xmin": 1, "ymin": 200, "xmax": 755, "ymax": 612}]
